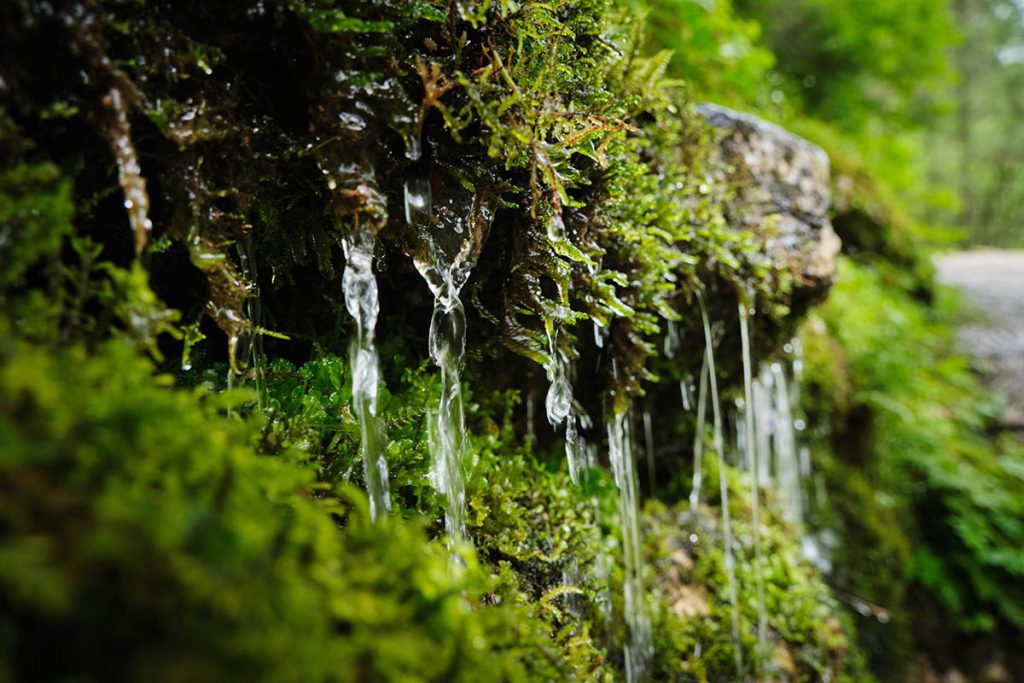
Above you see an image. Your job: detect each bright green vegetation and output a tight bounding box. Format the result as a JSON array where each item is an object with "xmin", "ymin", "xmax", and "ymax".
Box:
[
  {"xmin": 2, "ymin": 0, "xmax": 1022, "ymax": 681},
  {"xmin": 798, "ymin": 257, "xmax": 1024, "ymax": 679}
]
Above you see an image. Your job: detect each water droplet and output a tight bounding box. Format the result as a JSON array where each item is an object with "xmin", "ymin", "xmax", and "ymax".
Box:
[
  {"xmin": 404, "ymin": 176, "xmax": 431, "ymax": 225},
  {"xmin": 405, "ymin": 134, "xmax": 422, "ymax": 161},
  {"xmin": 547, "ymin": 212, "xmax": 565, "ymax": 242}
]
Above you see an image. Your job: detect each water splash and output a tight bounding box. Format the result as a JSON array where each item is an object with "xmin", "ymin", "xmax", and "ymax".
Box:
[
  {"xmin": 698, "ymin": 292, "xmax": 743, "ymax": 674},
  {"xmin": 103, "ymin": 86, "xmax": 152, "ymax": 255},
  {"xmin": 738, "ymin": 299, "xmax": 768, "ymax": 650},
  {"xmin": 607, "ymin": 409, "xmax": 652, "ymax": 682},
  {"xmin": 343, "ymin": 230, "xmax": 391, "ymax": 521}
]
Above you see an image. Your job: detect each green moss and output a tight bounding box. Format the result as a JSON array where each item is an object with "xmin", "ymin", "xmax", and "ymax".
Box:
[
  {"xmin": 0, "ymin": 324, "xmax": 624, "ymax": 682},
  {"xmin": 0, "ymin": 1, "xmax": 868, "ymax": 680},
  {"xmin": 641, "ymin": 458, "xmax": 869, "ymax": 682}
]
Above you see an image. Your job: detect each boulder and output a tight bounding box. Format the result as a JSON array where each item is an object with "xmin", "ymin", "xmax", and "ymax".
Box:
[{"xmin": 698, "ymin": 103, "xmax": 841, "ymax": 297}]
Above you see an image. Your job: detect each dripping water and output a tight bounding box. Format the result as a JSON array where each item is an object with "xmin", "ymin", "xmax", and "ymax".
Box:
[
  {"xmin": 607, "ymin": 409, "xmax": 652, "ymax": 682},
  {"xmin": 643, "ymin": 411, "xmax": 656, "ymax": 497},
  {"xmin": 103, "ymin": 86, "xmax": 152, "ymax": 255},
  {"xmin": 411, "ymin": 190, "xmax": 492, "ymax": 547},
  {"xmin": 698, "ymin": 293, "xmax": 743, "ymax": 674},
  {"xmin": 690, "ymin": 356, "xmax": 709, "ymax": 510},
  {"xmin": 739, "ymin": 300, "xmax": 767, "ymax": 649},
  {"xmin": 770, "ymin": 362, "xmax": 803, "ymax": 526},
  {"xmin": 343, "ymin": 230, "xmax": 391, "ymax": 521},
  {"xmin": 544, "ymin": 325, "xmax": 587, "ymax": 484}
]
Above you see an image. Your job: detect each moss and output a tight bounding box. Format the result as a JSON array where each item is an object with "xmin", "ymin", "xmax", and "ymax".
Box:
[
  {"xmin": 0, "ymin": 324, "xmax": 622, "ymax": 682},
  {"xmin": 0, "ymin": 1, "xmax": 865, "ymax": 680},
  {"xmin": 641, "ymin": 458, "xmax": 870, "ymax": 682}
]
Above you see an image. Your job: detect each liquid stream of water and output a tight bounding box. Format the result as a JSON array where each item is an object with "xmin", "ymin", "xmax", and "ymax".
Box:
[
  {"xmin": 738, "ymin": 301, "xmax": 768, "ymax": 650},
  {"xmin": 608, "ymin": 409, "xmax": 653, "ymax": 683},
  {"xmin": 698, "ymin": 293, "xmax": 744, "ymax": 675},
  {"xmin": 343, "ymin": 230, "xmax": 392, "ymax": 521}
]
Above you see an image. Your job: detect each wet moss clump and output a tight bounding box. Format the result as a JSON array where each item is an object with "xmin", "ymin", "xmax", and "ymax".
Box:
[{"xmin": 0, "ymin": 0, "xmax": 859, "ymax": 680}]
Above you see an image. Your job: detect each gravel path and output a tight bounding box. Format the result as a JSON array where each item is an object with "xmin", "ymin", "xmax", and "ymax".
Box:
[{"xmin": 934, "ymin": 250, "xmax": 1024, "ymax": 429}]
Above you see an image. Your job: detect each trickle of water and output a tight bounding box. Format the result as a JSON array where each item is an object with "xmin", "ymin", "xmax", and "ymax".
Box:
[
  {"xmin": 236, "ymin": 236, "xmax": 266, "ymax": 413},
  {"xmin": 680, "ymin": 374, "xmax": 694, "ymax": 412},
  {"xmin": 545, "ymin": 330, "xmax": 573, "ymax": 425},
  {"xmin": 770, "ymin": 363, "xmax": 803, "ymax": 525},
  {"xmin": 544, "ymin": 325, "xmax": 587, "ymax": 485},
  {"xmin": 739, "ymin": 300, "xmax": 768, "ymax": 650},
  {"xmin": 343, "ymin": 230, "xmax": 391, "ymax": 521},
  {"xmin": 690, "ymin": 357, "xmax": 709, "ymax": 510},
  {"xmin": 643, "ymin": 411, "xmax": 656, "ymax": 497},
  {"xmin": 421, "ymin": 282, "xmax": 469, "ymax": 543},
  {"xmin": 104, "ymin": 86, "xmax": 152, "ymax": 255},
  {"xmin": 607, "ymin": 409, "xmax": 653, "ymax": 682},
  {"xmin": 753, "ymin": 369, "xmax": 774, "ymax": 488},
  {"xmin": 412, "ymin": 191, "xmax": 494, "ymax": 546},
  {"xmin": 698, "ymin": 293, "xmax": 743, "ymax": 674}
]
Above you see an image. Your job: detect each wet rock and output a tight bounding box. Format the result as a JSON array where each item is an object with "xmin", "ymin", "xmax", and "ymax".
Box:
[{"xmin": 698, "ymin": 103, "xmax": 841, "ymax": 297}]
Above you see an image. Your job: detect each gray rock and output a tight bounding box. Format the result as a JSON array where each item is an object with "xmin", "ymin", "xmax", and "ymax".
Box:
[{"xmin": 697, "ymin": 103, "xmax": 841, "ymax": 293}]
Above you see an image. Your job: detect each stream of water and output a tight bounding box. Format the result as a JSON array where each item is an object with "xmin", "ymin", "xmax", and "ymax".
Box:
[
  {"xmin": 607, "ymin": 409, "xmax": 653, "ymax": 682},
  {"xmin": 410, "ymin": 182, "xmax": 492, "ymax": 547},
  {"xmin": 698, "ymin": 293, "xmax": 743, "ymax": 674},
  {"xmin": 739, "ymin": 300, "xmax": 768, "ymax": 649},
  {"xmin": 343, "ymin": 230, "xmax": 391, "ymax": 520},
  {"xmin": 104, "ymin": 86, "xmax": 152, "ymax": 256},
  {"xmin": 545, "ymin": 325, "xmax": 588, "ymax": 485}
]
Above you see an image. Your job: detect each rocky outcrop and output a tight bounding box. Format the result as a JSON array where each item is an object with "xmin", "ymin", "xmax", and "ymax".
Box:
[{"xmin": 698, "ymin": 103, "xmax": 841, "ymax": 299}]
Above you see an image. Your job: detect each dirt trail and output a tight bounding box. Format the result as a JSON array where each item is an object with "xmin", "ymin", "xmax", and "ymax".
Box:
[{"xmin": 934, "ymin": 249, "xmax": 1024, "ymax": 429}]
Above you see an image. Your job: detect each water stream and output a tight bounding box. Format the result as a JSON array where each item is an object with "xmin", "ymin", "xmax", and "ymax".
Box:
[
  {"xmin": 545, "ymin": 325, "xmax": 587, "ymax": 485},
  {"xmin": 739, "ymin": 300, "xmax": 768, "ymax": 648},
  {"xmin": 411, "ymin": 187, "xmax": 492, "ymax": 546},
  {"xmin": 698, "ymin": 292, "xmax": 743, "ymax": 674},
  {"xmin": 690, "ymin": 356, "xmax": 709, "ymax": 510},
  {"xmin": 342, "ymin": 230, "xmax": 391, "ymax": 520},
  {"xmin": 104, "ymin": 86, "xmax": 152, "ymax": 256},
  {"xmin": 607, "ymin": 409, "xmax": 652, "ymax": 682}
]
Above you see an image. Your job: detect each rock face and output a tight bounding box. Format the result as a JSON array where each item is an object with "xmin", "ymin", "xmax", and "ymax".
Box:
[{"xmin": 698, "ymin": 103, "xmax": 841, "ymax": 297}]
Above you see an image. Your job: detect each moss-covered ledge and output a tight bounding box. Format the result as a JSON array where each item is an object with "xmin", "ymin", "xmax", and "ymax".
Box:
[{"xmin": 0, "ymin": 1, "xmax": 860, "ymax": 681}]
